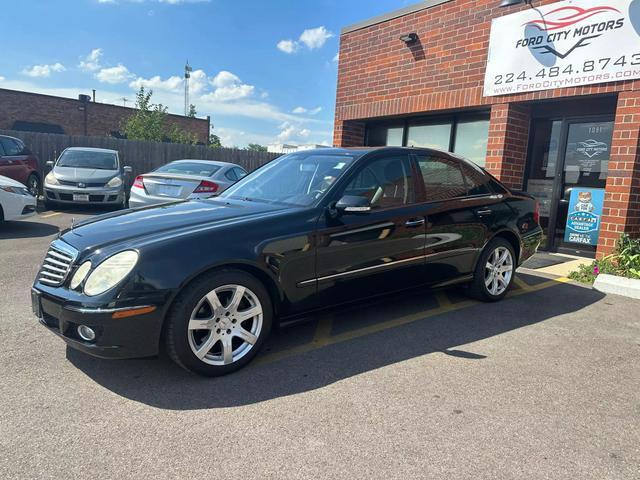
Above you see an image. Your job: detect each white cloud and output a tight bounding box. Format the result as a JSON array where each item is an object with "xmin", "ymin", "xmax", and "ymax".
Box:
[
  {"xmin": 96, "ymin": 64, "xmax": 134, "ymax": 84},
  {"xmin": 130, "ymin": 74, "xmax": 183, "ymax": 92},
  {"xmin": 0, "ymin": 76, "xmax": 5, "ymax": 82},
  {"xmin": 277, "ymin": 26, "xmax": 333, "ymax": 54},
  {"xmin": 189, "ymin": 69, "xmax": 208, "ymax": 94},
  {"xmin": 204, "ymin": 71, "xmax": 255, "ymax": 102},
  {"xmin": 79, "ymin": 48, "xmax": 103, "ymax": 71},
  {"xmin": 333, "ymin": 52, "xmax": 339, "ymax": 63},
  {"xmin": 292, "ymin": 106, "xmax": 322, "ymax": 115},
  {"xmin": 277, "ymin": 122, "xmax": 312, "ymax": 142},
  {"xmin": 299, "ymin": 26, "xmax": 334, "ymax": 50},
  {"xmin": 22, "ymin": 63, "xmax": 66, "ymax": 78},
  {"xmin": 277, "ymin": 40, "xmax": 298, "ymax": 54}
]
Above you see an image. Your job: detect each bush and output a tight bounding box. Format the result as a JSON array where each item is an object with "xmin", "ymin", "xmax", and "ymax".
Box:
[{"xmin": 568, "ymin": 233, "xmax": 640, "ymax": 283}]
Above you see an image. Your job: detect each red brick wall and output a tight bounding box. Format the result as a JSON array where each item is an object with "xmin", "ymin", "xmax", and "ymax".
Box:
[
  {"xmin": 0, "ymin": 88, "xmax": 210, "ymax": 143},
  {"xmin": 485, "ymin": 103, "xmax": 530, "ymax": 189},
  {"xmin": 334, "ymin": 0, "xmax": 639, "ymax": 133},
  {"xmin": 598, "ymin": 91, "xmax": 640, "ymax": 256}
]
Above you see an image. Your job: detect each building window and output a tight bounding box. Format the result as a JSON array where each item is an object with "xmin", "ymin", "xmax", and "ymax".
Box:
[
  {"xmin": 453, "ymin": 119, "xmax": 490, "ymax": 167},
  {"xmin": 366, "ymin": 125, "xmax": 404, "ymax": 146},
  {"xmin": 407, "ymin": 123, "xmax": 451, "ymax": 150},
  {"xmin": 365, "ymin": 112, "xmax": 490, "ymax": 166}
]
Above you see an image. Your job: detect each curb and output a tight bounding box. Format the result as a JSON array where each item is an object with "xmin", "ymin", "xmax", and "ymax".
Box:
[{"xmin": 593, "ymin": 273, "xmax": 640, "ymax": 300}]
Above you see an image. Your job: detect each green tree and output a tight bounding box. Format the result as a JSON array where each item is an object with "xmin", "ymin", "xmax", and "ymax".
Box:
[
  {"xmin": 188, "ymin": 104, "xmax": 197, "ymax": 118},
  {"xmin": 121, "ymin": 87, "xmax": 200, "ymax": 145},
  {"xmin": 209, "ymin": 133, "xmax": 222, "ymax": 148},
  {"xmin": 121, "ymin": 87, "xmax": 168, "ymax": 142},
  {"xmin": 246, "ymin": 143, "xmax": 267, "ymax": 152}
]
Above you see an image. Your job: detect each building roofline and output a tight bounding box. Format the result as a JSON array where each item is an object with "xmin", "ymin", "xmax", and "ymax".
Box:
[
  {"xmin": 0, "ymin": 87, "xmax": 208, "ymax": 123},
  {"xmin": 341, "ymin": 0, "xmax": 452, "ymax": 34}
]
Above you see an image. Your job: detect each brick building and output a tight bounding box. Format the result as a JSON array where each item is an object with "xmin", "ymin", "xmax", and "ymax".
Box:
[
  {"xmin": 334, "ymin": 0, "xmax": 640, "ymax": 258},
  {"xmin": 0, "ymin": 88, "xmax": 210, "ymax": 144}
]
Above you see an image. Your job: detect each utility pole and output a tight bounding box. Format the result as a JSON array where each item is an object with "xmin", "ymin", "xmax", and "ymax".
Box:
[
  {"xmin": 184, "ymin": 61, "xmax": 192, "ymax": 116},
  {"xmin": 119, "ymin": 97, "xmax": 129, "ymax": 108}
]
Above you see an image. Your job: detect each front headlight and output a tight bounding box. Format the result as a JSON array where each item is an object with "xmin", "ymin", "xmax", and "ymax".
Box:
[
  {"xmin": 84, "ymin": 251, "xmax": 138, "ymax": 296},
  {"xmin": 70, "ymin": 261, "xmax": 92, "ymax": 290},
  {"xmin": 106, "ymin": 176, "xmax": 123, "ymax": 188},
  {"xmin": 0, "ymin": 186, "xmax": 30, "ymax": 196},
  {"xmin": 45, "ymin": 173, "xmax": 60, "ymax": 186}
]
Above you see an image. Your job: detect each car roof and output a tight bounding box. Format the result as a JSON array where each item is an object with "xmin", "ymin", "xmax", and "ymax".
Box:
[
  {"xmin": 64, "ymin": 147, "xmax": 119, "ymax": 154},
  {"xmin": 168, "ymin": 159, "xmax": 240, "ymax": 168}
]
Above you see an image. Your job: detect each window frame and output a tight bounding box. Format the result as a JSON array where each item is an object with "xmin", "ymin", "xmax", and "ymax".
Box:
[
  {"xmin": 0, "ymin": 137, "xmax": 21, "ymax": 156},
  {"xmin": 364, "ymin": 111, "xmax": 490, "ymax": 166},
  {"xmin": 332, "ymin": 152, "xmax": 419, "ymax": 211}
]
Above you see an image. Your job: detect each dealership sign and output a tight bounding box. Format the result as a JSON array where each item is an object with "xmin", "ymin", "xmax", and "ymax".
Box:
[
  {"xmin": 564, "ymin": 188, "xmax": 605, "ymax": 246},
  {"xmin": 484, "ymin": 0, "xmax": 640, "ymax": 96}
]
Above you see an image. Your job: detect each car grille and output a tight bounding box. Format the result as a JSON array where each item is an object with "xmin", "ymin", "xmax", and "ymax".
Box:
[
  {"xmin": 58, "ymin": 179, "xmax": 105, "ymax": 188},
  {"xmin": 38, "ymin": 240, "xmax": 78, "ymax": 286}
]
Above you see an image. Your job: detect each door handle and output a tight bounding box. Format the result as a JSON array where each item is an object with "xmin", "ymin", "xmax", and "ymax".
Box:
[
  {"xmin": 405, "ymin": 218, "xmax": 425, "ymax": 228},
  {"xmin": 475, "ymin": 208, "xmax": 493, "ymax": 216}
]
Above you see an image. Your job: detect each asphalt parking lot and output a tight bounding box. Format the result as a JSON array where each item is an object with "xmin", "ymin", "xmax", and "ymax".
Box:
[{"xmin": 1, "ymin": 206, "xmax": 639, "ymax": 479}]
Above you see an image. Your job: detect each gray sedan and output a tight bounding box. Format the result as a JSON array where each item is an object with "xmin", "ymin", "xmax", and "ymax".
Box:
[
  {"xmin": 44, "ymin": 147, "xmax": 131, "ymax": 208},
  {"xmin": 128, "ymin": 159, "xmax": 247, "ymax": 208}
]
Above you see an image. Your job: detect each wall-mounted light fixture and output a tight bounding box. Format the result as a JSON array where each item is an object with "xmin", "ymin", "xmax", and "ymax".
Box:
[
  {"xmin": 499, "ymin": 0, "xmax": 533, "ymax": 7},
  {"xmin": 399, "ymin": 33, "xmax": 418, "ymax": 44}
]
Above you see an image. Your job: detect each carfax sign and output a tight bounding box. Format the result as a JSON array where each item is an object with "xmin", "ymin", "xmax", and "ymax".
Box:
[
  {"xmin": 484, "ymin": 0, "xmax": 640, "ymax": 96},
  {"xmin": 564, "ymin": 187, "xmax": 605, "ymax": 246}
]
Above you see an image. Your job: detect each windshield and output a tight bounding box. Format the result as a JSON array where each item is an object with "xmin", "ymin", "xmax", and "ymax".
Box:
[
  {"xmin": 57, "ymin": 150, "xmax": 118, "ymax": 170},
  {"xmin": 221, "ymin": 152, "xmax": 357, "ymax": 206},
  {"xmin": 154, "ymin": 161, "xmax": 220, "ymax": 177}
]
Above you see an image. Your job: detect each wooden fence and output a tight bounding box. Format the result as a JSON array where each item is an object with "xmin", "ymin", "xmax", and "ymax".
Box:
[{"xmin": 0, "ymin": 129, "xmax": 280, "ymax": 177}]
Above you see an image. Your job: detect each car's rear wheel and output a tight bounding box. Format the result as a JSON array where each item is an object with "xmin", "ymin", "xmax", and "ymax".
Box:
[
  {"xmin": 165, "ymin": 269, "xmax": 272, "ymax": 376},
  {"xmin": 27, "ymin": 174, "xmax": 40, "ymax": 197},
  {"xmin": 468, "ymin": 238, "xmax": 515, "ymax": 302}
]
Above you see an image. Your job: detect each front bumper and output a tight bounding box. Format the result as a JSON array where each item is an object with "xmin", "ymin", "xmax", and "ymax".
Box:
[
  {"xmin": 32, "ymin": 287, "xmax": 165, "ymax": 359},
  {"xmin": 3, "ymin": 194, "xmax": 37, "ymax": 221},
  {"xmin": 44, "ymin": 184, "xmax": 124, "ymax": 205}
]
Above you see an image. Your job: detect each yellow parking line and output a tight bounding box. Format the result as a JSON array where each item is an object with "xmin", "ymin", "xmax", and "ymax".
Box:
[
  {"xmin": 312, "ymin": 316, "xmax": 333, "ymax": 346},
  {"xmin": 435, "ymin": 291, "xmax": 453, "ymax": 308},
  {"xmin": 513, "ymin": 276, "xmax": 532, "ymax": 291},
  {"xmin": 255, "ymin": 276, "xmax": 571, "ymax": 367},
  {"xmin": 40, "ymin": 212, "xmax": 61, "ymax": 218}
]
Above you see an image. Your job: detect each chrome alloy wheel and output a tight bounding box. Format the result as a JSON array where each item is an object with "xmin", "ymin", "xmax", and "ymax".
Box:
[
  {"xmin": 484, "ymin": 246, "xmax": 513, "ymax": 296},
  {"xmin": 187, "ymin": 284, "xmax": 263, "ymax": 366}
]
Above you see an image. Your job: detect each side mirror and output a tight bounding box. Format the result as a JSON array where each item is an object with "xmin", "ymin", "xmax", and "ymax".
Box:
[
  {"xmin": 123, "ymin": 166, "xmax": 133, "ymax": 174},
  {"xmin": 46, "ymin": 160, "xmax": 54, "ymax": 168},
  {"xmin": 335, "ymin": 195, "xmax": 371, "ymax": 214}
]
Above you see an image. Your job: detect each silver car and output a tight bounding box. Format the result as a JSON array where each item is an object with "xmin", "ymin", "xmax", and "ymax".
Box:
[
  {"xmin": 128, "ymin": 159, "xmax": 247, "ymax": 208},
  {"xmin": 43, "ymin": 147, "xmax": 132, "ymax": 208}
]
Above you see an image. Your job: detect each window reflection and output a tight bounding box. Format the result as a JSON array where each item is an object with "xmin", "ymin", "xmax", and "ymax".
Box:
[
  {"xmin": 407, "ymin": 123, "xmax": 451, "ymax": 150},
  {"xmin": 453, "ymin": 120, "xmax": 490, "ymax": 167}
]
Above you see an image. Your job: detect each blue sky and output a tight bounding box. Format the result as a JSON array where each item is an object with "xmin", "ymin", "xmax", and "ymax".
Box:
[{"xmin": 0, "ymin": 0, "xmax": 414, "ymax": 147}]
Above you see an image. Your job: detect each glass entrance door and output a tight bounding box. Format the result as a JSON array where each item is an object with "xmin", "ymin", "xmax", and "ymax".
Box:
[{"xmin": 526, "ymin": 117, "xmax": 614, "ymax": 256}]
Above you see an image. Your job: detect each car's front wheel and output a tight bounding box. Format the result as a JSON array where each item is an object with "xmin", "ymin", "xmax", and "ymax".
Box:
[
  {"xmin": 468, "ymin": 238, "xmax": 515, "ymax": 302},
  {"xmin": 165, "ymin": 269, "xmax": 272, "ymax": 376}
]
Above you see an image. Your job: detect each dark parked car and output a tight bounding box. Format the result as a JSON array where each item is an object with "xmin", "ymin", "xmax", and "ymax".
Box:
[
  {"xmin": 0, "ymin": 135, "xmax": 41, "ymax": 197},
  {"xmin": 31, "ymin": 147, "xmax": 542, "ymax": 376}
]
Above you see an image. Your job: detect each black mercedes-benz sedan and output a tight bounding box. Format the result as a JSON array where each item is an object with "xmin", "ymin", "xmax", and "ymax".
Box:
[{"xmin": 32, "ymin": 147, "xmax": 542, "ymax": 376}]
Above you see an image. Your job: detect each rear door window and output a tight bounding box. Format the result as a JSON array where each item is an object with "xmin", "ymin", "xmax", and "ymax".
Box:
[
  {"xmin": 460, "ymin": 163, "xmax": 492, "ymax": 196},
  {"xmin": 415, "ymin": 155, "xmax": 467, "ymax": 202},
  {"xmin": 234, "ymin": 167, "xmax": 247, "ymax": 179},
  {"xmin": 225, "ymin": 168, "xmax": 238, "ymax": 181}
]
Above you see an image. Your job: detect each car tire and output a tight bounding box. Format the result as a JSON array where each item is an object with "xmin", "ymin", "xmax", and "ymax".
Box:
[
  {"xmin": 165, "ymin": 269, "xmax": 273, "ymax": 376},
  {"xmin": 468, "ymin": 238, "xmax": 516, "ymax": 302},
  {"xmin": 27, "ymin": 174, "xmax": 40, "ymax": 197}
]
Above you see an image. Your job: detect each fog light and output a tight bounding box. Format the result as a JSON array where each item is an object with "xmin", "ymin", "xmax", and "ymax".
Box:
[{"xmin": 77, "ymin": 325, "xmax": 96, "ymax": 342}]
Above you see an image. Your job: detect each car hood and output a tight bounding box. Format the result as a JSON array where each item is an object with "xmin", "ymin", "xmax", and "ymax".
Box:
[
  {"xmin": 0, "ymin": 174, "xmax": 27, "ymax": 188},
  {"xmin": 60, "ymin": 198, "xmax": 291, "ymax": 252},
  {"xmin": 54, "ymin": 166, "xmax": 119, "ymax": 182}
]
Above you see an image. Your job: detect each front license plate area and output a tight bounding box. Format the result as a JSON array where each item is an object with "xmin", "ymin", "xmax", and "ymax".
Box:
[
  {"xmin": 31, "ymin": 290, "xmax": 42, "ymax": 318},
  {"xmin": 73, "ymin": 193, "xmax": 90, "ymax": 202}
]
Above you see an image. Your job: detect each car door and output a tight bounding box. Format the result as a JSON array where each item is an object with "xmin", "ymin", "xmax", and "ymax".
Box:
[
  {"xmin": 314, "ymin": 152, "xmax": 427, "ymax": 306},
  {"xmin": 0, "ymin": 137, "xmax": 28, "ymax": 184},
  {"xmin": 412, "ymin": 153, "xmax": 491, "ymax": 285}
]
